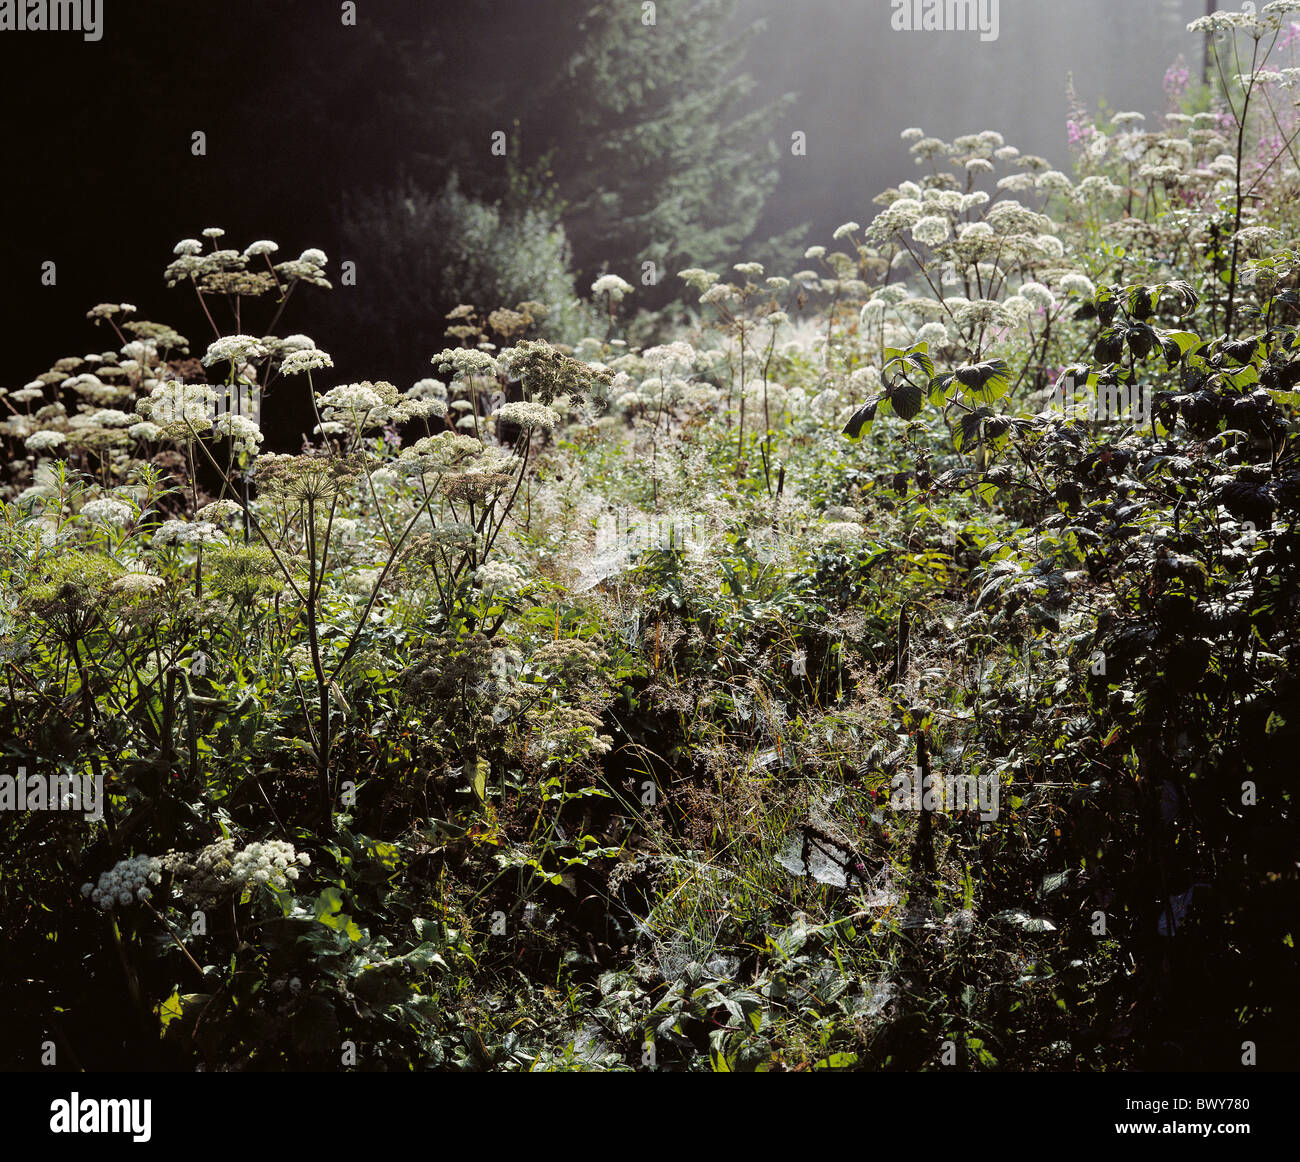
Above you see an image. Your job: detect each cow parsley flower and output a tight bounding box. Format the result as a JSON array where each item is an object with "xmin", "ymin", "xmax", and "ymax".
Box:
[
  {"xmin": 474, "ymin": 560, "xmax": 526, "ymax": 598},
  {"xmin": 195, "ymin": 500, "xmax": 245, "ymax": 526},
  {"xmin": 229, "ymin": 839, "xmax": 301, "ymax": 889},
  {"xmin": 202, "ymin": 335, "xmax": 269, "ymax": 367},
  {"xmin": 319, "ymin": 383, "xmax": 383, "ymax": 413},
  {"xmin": 409, "ymin": 378, "xmax": 448, "ymax": 401},
  {"xmin": 591, "ymin": 274, "xmax": 633, "ymax": 301},
  {"xmin": 643, "ymin": 341, "xmax": 696, "ymax": 370},
  {"xmin": 700, "ymin": 284, "xmax": 736, "ymax": 304},
  {"xmin": 24, "ymin": 431, "xmax": 66, "ymax": 453},
  {"xmin": 87, "ymin": 408, "xmax": 136, "ymax": 428},
  {"xmin": 80, "ymin": 498, "xmax": 134, "ymax": 526},
  {"xmin": 84, "ymin": 854, "xmax": 163, "ymax": 911},
  {"xmin": 916, "ymin": 322, "xmax": 950, "ymax": 348},
  {"xmin": 677, "ymin": 268, "xmax": 720, "ymax": 291},
  {"xmin": 279, "ymin": 348, "xmax": 334, "ymax": 376},
  {"xmin": 997, "ymin": 173, "xmax": 1036, "ymax": 192},
  {"xmin": 243, "ymin": 240, "xmax": 279, "ymax": 258},
  {"xmin": 152, "ymin": 519, "xmax": 224, "ymax": 547},
  {"xmin": 111, "ymin": 573, "xmax": 167, "ymax": 598},
  {"xmin": 1019, "ymin": 281, "xmax": 1056, "ymax": 310},
  {"xmin": 433, "ymin": 348, "xmax": 499, "ymax": 379},
  {"xmin": 912, "ymin": 216, "xmax": 951, "ymax": 246},
  {"xmin": 493, "ymin": 401, "xmax": 560, "ymax": 433},
  {"xmin": 849, "ymin": 366, "xmax": 882, "ymax": 393}
]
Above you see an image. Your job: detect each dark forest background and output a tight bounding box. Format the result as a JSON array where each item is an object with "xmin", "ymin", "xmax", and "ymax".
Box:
[{"xmin": 0, "ymin": 0, "xmax": 1201, "ymax": 435}]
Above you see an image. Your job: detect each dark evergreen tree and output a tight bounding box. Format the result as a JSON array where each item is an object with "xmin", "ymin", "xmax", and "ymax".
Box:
[{"xmin": 495, "ymin": 0, "xmax": 805, "ymax": 302}]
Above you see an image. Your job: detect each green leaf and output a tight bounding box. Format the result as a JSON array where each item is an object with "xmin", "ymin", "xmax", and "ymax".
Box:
[
  {"xmin": 813, "ymin": 1052, "xmax": 858, "ymax": 1070},
  {"xmin": 882, "ymin": 380, "xmax": 924, "ymax": 421},
  {"xmin": 313, "ymin": 886, "xmax": 345, "ymax": 921},
  {"xmin": 157, "ymin": 989, "xmax": 184, "ymax": 1032},
  {"xmin": 1162, "ymin": 329, "xmax": 1202, "ymax": 358},
  {"xmin": 842, "ymin": 401, "xmax": 878, "ymax": 439},
  {"xmin": 953, "ymin": 360, "xmax": 1012, "ymax": 402}
]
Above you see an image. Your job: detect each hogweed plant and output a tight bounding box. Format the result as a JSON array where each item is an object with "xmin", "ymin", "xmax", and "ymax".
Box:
[{"xmin": 7, "ymin": 18, "xmax": 1300, "ymax": 1068}]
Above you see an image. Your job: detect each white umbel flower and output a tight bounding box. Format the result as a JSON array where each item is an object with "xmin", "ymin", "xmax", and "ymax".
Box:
[
  {"xmin": 591, "ymin": 274, "xmax": 633, "ymax": 301},
  {"xmin": 84, "ymin": 854, "xmax": 164, "ymax": 911},
  {"xmin": 202, "ymin": 335, "xmax": 270, "ymax": 367},
  {"xmin": 24, "ymin": 431, "xmax": 67, "ymax": 453},
  {"xmin": 493, "ymin": 401, "xmax": 560, "ymax": 432},
  {"xmin": 911, "ymin": 216, "xmax": 951, "ymax": 246},
  {"xmin": 80, "ymin": 498, "xmax": 134, "ymax": 527}
]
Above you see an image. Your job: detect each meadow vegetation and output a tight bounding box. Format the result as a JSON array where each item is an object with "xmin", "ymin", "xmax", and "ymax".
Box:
[{"xmin": 2, "ymin": 5, "xmax": 1299, "ymax": 1070}]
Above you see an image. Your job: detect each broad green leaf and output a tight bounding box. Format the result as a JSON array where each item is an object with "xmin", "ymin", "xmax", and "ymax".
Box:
[
  {"xmin": 882, "ymin": 380, "xmax": 924, "ymax": 421},
  {"xmin": 842, "ymin": 401, "xmax": 878, "ymax": 439}
]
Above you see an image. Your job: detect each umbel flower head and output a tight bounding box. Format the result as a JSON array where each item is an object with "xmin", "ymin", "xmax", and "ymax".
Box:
[
  {"xmin": 591, "ymin": 274, "xmax": 633, "ymax": 302},
  {"xmin": 252, "ymin": 451, "xmax": 364, "ymax": 503},
  {"xmin": 23, "ymin": 550, "xmax": 125, "ymax": 634},
  {"xmin": 492, "ymin": 401, "xmax": 559, "ymax": 433},
  {"xmin": 230, "ymin": 839, "xmax": 306, "ymax": 889},
  {"xmin": 503, "ymin": 339, "xmax": 614, "ymax": 405},
  {"xmin": 79, "ymin": 498, "xmax": 134, "ymax": 527},
  {"xmin": 136, "ymin": 380, "xmax": 217, "ymax": 440},
  {"xmin": 201, "ymin": 334, "xmax": 270, "ymax": 368},
  {"xmin": 279, "ymin": 348, "xmax": 335, "ymax": 377},
  {"xmin": 82, "ymin": 854, "xmax": 164, "ymax": 910}
]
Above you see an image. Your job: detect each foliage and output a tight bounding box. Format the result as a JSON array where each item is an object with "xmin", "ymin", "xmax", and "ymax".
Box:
[{"xmin": 2, "ymin": 8, "xmax": 1299, "ymax": 1072}]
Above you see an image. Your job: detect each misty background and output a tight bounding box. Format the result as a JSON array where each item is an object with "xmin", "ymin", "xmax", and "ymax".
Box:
[{"xmin": 0, "ymin": 0, "xmax": 1208, "ymax": 446}]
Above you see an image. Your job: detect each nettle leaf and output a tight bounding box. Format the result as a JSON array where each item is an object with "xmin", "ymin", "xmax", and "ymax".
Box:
[
  {"xmin": 1160, "ymin": 279, "xmax": 1199, "ymax": 316},
  {"xmin": 842, "ymin": 400, "xmax": 878, "ymax": 439},
  {"xmin": 1217, "ymin": 337, "xmax": 1259, "ymax": 365},
  {"xmin": 1226, "ymin": 364, "xmax": 1260, "ymax": 390},
  {"xmin": 1094, "ymin": 285, "xmax": 1118, "ymax": 325},
  {"xmin": 883, "ymin": 344, "xmax": 933, "ymax": 387},
  {"xmin": 900, "ymin": 342, "xmax": 935, "ymax": 380},
  {"xmin": 1262, "ymin": 359, "xmax": 1300, "ymax": 390},
  {"xmin": 930, "ymin": 371, "xmax": 956, "ymax": 401}
]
